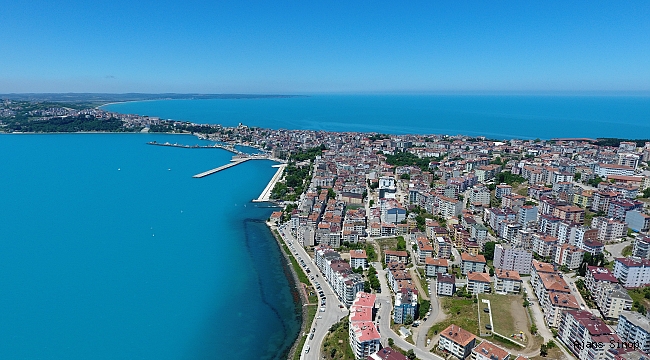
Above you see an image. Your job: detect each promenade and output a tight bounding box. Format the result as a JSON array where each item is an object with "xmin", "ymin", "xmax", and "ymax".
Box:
[{"xmin": 254, "ymin": 164, "xmax": 286, "ymax": 202}]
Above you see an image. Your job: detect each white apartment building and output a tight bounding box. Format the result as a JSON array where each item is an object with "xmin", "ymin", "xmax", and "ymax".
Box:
[
  {"xmin": 554, "ymin": 244, "xmax": 585, "ymax": 270},
  {"xmin": 595, "ymin": 163, "xmax": 635, "ymax": 177},
  {"xmin": 348, "ymin": 292, "xmax": 380, "ymax": 359},
  {"xmin": 559, "ymin": 310, "xmax": 620, "ymax": 360},
  {"xmin": 494, "ymin": 269, "xmax": 522, "ymax": 294},
  {"xmin": 592, "ymin": 217, "xmax": 627, "ymax": 242},
  {"xmin": 438, "ymin": 324, "xmax": 477, "ymax": 360},
  {"xmin": 596, "ymin": 283, "xmax": 632, "ymax": 320},
  {"xmin": 436, "ymin": 273, "xmax": 456, "ymax": 297},
  {"xmin": 613, "ymin": 257, "xmax": 650, "ymax": 288},
  {"xmin": 493, "ymin": 244, "xmax": 533, "ymax": 274},
  {"xmin": 616, "ymin": 310, "xmax": 650, "ymax": 354}
]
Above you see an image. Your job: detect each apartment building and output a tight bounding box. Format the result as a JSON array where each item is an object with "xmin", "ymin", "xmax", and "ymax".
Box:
[
  {"xmin": 461, "ymin": 253, "xmax": 487, "ymax": 275},
  {"xmin": 558, "ymin": 310, "xmax": 620, "ymax": 360},
  {"xmin": 596, "ymin": 283, "xmax": 632, "ymax": 320},
  {"xmin": 437, "ymin": 273, "xmax": 456, "ymax": 297},
  {"xmin": 438, "ymin": 324, "xmax": 477, "ymax": 360},
  {"xmin": 493, "ymin": 244, "xmax": 533, "ymax": 274},
  {"xmin": 467, "ymin": 272, "xmax": 491, "ymax": 295},
  {"xmin": 613, "ymin": 257, "xmax": 650, "ymax": 288},
  {"xmin": 494, "ymin": 269, "xmax": 522, "ymax": 294},
  {"xmin": 616, "ymin": 310, "xmax": 650, "ymax": 354},
  {"xmin": 425, "ymin": 258, "xmax": 449, "ymax": 277}
]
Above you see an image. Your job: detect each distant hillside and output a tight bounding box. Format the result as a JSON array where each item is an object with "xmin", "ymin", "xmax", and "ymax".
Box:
[{"xmin": 0, "ymin": 93, "xmax": 303, "ymax": 105}]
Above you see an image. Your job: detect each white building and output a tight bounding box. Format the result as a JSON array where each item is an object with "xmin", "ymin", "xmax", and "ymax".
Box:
[
  {"xmin": 467, "ymin": 272, "xmax": 491, "ymax": 295},
  {"xmin": 616, "ymin": 310, "xmax": 650, "ymax": 354},
  {"xmin": 595, "ymin": 163, "xmax": 635, "ymax": 177},
  {"xmin": 348, "ymin": 292, "xmax": 380, "ymax": 359},
  {"xmin": 494, "ymin": 269, "xmax": 522, "ymax": 294},
  {"xmin": 438, "ymin": 324, "xmax": 477, "ymax": 360},
  {"xmin": 613, "ymin": 257, "xmax": 650, "ymax": 288},
  {"xmin": 349, "ymin": 249, "xmax": 368, "ymax": 269},
  {"xmin": 471, "ymin": 340, "xmax": 510, "ymax": 360},
  {"xmin": 554, "ymin": 244, "xmax": 585, "ymax": 270},
  {"xmin": 558, "ymin": 310, "xmax": 620, "ymax": 360},
  {"xmin": 596, "ymin": 283, "xmax": 632, "ymax": 320},
  {"xmin": 436, "ymin": 273, "xmax": 456, "ymax": 297},
  {"xmin": 493, "ymin": 244, "xmax": 533, "ymax": 274}
]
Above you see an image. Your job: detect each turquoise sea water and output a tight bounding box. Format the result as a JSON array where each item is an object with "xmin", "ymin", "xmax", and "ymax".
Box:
[
  {"xmin": 103, "ymin": 95, "xmax": 650, "ymax": 139},
  {"xmin": 0, "ymin": 134, "xmax": 300, "ymax": 359}
]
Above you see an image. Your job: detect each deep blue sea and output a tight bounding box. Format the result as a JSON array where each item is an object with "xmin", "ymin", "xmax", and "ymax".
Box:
[
  {"xmin": 103, "ymin": 95, "xmax": 650, "ymax": 139},
  {"xmin": 0, "ymin": 134, "xmax": 300, "ymax": 359}
]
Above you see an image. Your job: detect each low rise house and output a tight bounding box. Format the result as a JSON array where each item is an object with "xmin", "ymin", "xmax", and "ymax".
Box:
[{"xmin": 438, "ymin": 324, "xmax": 477, "ymax": 360}]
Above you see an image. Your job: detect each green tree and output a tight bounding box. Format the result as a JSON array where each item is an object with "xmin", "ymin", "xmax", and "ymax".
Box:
[
  {"xmin": 327, "ymin": 188, "xmax": 336, "ymax": 199},
  {"xmin": 400, "ymin": 173, "xmax": 411, "ymax": 180},
  {"xmin": 483, "ymin": 242, "xmax": 496, "ymax": 260},
  {"xmin": 406, "ymin": 349, "xmax": 416, "ymax": 360},
  {"xmin": 540, "ymin": 343, "xmax": 548, "ymax": 357},
  {"xmin": 574, "ymin": 172, "xmax": 582, "ymax": 182}
]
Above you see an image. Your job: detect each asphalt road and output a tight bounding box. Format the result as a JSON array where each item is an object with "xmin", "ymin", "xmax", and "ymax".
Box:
[
  {"xmin": 605, "ymin": 239, "xmax": 633, "ymax": 260},
  {"xmin": 275, "ymin": 224, "xmax": 348, "ymax": 360}
]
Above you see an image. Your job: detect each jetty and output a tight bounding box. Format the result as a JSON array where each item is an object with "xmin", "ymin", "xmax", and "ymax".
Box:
[
  {"xmin": 192, "ymin": 158, "xmax": 251, "ymax": 178},
  {"xmin": 253, "ymin": 164, "xmax": 287, "ymax": 202},
  {"xmin": 147, "ymin": 141, "xmax": 245, "ymax": 155}
]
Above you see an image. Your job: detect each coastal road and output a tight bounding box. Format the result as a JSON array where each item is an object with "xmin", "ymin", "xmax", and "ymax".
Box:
[
  {"xmin": 374, "ymin": 262, "xmax": 444, "ymax": 360},
  {"xmin": 275, "ymin": 224, "xmax": 348, "ymax": 360}
]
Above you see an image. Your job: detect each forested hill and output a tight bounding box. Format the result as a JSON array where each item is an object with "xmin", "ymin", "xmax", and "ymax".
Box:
[{"xmin": 4, "ymin": 115, "xmax": 130, "ymax": 133}]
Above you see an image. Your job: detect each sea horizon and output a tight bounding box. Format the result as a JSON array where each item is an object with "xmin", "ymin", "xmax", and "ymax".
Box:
[{"xmin": 102, "ymin": 94, "xmax": 650, "ymax": 140}]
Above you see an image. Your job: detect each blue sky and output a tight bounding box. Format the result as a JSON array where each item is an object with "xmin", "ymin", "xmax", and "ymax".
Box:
[{"xmin": 1, "ymin": 1, "xmax": 649, "ymax": 93}]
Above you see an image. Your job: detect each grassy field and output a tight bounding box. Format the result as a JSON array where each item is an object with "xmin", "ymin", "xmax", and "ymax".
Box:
[
  {"xmin": 479, "ymin": 294, "xmax": 531, "ymax": 344},
  {"xmin": 622, "ymin": 244, "xmax": 633, "ymax": 257},
  {"xmin": 477, "ymin": 299, "xmax": 492, "ymax": 335},
  {"xmin": 628, "ymin": 287, "xmax": 650, "ymax": 312},
  {"xmin": 322, "ymin": 319, "xmax": 355, "ymax": 360},
  {"xmin": 427, "ymin": 296, "xmax": 479, "ymax": 338}
]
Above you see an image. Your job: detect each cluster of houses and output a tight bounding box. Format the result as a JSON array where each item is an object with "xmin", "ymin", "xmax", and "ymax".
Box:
[{"xmin": 250, "ymin": 128, "xmax": 650, "ymax": 359}]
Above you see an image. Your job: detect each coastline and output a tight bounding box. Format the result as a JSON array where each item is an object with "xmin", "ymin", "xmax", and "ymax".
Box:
[{"xmin": 267, "ymin": 221, "xmax": 309, "ymax": 360}]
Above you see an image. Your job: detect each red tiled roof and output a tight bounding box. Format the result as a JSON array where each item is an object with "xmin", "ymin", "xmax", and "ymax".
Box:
[{"xmin": 441, "ymin": 324, "xmax": 476, "ymax": 346}]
